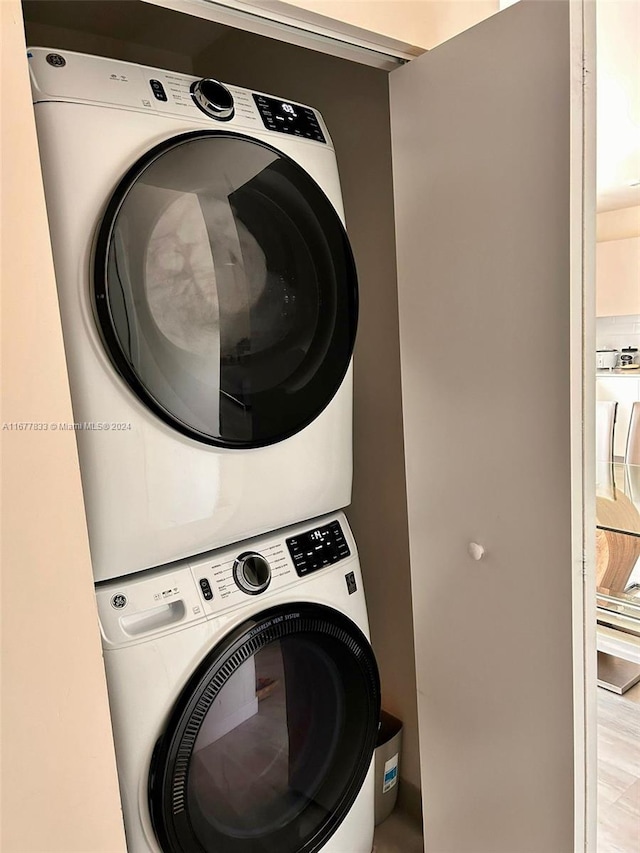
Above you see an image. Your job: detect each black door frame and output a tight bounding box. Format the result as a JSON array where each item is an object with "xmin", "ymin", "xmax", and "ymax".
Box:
[{"xmin": 93, "ymin": 131, "xmax": 358, "ymax": 449}]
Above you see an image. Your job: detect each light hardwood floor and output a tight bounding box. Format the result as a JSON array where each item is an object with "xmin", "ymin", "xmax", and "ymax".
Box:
[{"xmin": 597, "ymin": 680, "xmax": 640, "ymax": 853}]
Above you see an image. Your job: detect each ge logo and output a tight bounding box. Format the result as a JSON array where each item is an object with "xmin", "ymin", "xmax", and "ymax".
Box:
[
  {"xmin": 46, "ymin": 53, "xmax": 66, "ymax": 68},
  {"xmin": 111, "ymin": 593, "xmax": 128, "ymax": 610}
]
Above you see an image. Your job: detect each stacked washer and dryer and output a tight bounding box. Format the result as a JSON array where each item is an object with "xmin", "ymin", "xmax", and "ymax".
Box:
[{"xmin": 30, "ymin": 47, "xmax": 380, "ymax": 853}]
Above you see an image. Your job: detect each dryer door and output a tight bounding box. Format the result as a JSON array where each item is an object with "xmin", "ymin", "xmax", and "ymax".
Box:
[
  {"xmin": 149, "ymin": 603, "xmax": 380, "ymax": 853},
  {"xmin": 94, "ymin": 131, "xmax": 358, "ymax": 448}
]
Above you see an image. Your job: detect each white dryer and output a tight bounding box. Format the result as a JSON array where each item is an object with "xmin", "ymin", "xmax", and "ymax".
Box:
[
  {"xmin": 95, "ymin": 512, "xmax": 380, "ymax": 853},
  {"xmin": 29, "ymin": 48, "xmax": 358, "ymax": 581}
]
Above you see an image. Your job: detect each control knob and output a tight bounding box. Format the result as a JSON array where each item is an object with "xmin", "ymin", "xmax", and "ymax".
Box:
[
  {"xmin": 233, "ymin": 552, "xmax": 271, "ymax": 595},
  {"xmin": 191, "ymin": 78, "xmax": 234, "ymax": 121}
]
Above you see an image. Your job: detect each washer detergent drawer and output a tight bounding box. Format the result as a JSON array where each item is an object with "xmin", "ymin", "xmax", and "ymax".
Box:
[{"xmin": 96, "ymin": 566, "xmax": 204, "ymax": 648}]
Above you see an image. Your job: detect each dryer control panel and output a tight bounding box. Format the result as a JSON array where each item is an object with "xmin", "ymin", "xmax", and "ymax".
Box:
[
  {"xmin": 253, "ymin": 94, "xmax": 326, "ymax": 143},
  {"xmin": 27, "ymin": 48, "xmax": 332, "ymax": 147}
]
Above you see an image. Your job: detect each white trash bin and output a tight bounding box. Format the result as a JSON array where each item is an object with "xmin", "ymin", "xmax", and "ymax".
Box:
[{"xmin": 374, "ymin": 710, "xmax": 403, "ymax": 825}]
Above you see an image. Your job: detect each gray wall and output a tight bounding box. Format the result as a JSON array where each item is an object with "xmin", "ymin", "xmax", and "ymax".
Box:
[{"xmin": 390, "ymin": 1, "xmax": 577, "ymax": 849}]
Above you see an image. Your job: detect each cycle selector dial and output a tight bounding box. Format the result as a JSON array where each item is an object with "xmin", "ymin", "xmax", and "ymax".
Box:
[
  {"xmin": 233, "ymin": 552, "xmax": 272, "ymax": 595},
  {"xmin": 191, "ymin": 78, "xmax": 235, "ymax": 121}
]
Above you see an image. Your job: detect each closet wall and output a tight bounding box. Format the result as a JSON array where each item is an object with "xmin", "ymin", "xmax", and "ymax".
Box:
[
  {"xmin": 6, "ymin": 2, "xmax": 422, "ymax": 845},
  {"xmin": 4, "ymin": 3, "xmax": 588, "ymax": 850},
  {"xmin": 1, "ymin": 4, "xmax": 126, "ymax": 850}
]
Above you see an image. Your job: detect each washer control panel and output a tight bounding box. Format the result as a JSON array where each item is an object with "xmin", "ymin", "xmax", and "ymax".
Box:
[
  {"xmin": 286, "ymin": 520, "xmax": 350, "ymax": 576},
  {"xmin": 194, "ymin": 539, "xmax": 289, "ymax": 607},
  {"xmin": 96, "ymin": 512, "xmax": 357, "ymax": 648}
]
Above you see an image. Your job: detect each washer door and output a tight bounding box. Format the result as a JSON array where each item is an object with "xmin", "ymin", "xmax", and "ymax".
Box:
[
  {"xmin": 94, "ymin": 132, "xmax": 358, "ymax": 448},
  {"xmin": 149, "ymin": 603, "xmax": 380, "ymax": 853}
]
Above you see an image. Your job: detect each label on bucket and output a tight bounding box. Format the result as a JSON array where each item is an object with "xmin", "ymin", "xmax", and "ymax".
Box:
[{"xmin": 382, "ymin": 753, "xmax": 399, "ymax": 793}]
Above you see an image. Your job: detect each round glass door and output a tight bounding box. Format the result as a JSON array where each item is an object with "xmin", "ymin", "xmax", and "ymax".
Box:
[
  {"xmin": 94, "ymin": 131, "xmax": 358, "ymax": 448},
  {"xmin": 149, "ymin": 604, "xmax": 380, "ymax": 853}
]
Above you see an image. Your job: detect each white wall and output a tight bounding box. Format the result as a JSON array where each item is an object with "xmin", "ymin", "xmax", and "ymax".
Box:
[
  {"xmin": 0, "ymin": 4, "xmax": 126, "ymax": 851},
  {"xmin": 597, "ymin": 205, "xmax": 640, "ymax": 241},
  {"xmin": 596, "ymin": 0, "xmax": 640, "ymax": 212},
  {"xmin": 595, "ymin": 209, "xmax": 640, "ymax": 320},
  {"xmin": 284, "ymin": 0, "xmax": 499, "ymax": 48},
  {"xmin": 596, "ymin": 315, "xmax": 640, "ymax": 354}
]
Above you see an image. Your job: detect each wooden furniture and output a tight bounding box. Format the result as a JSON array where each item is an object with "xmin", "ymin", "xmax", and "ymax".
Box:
[
  {"xmin": 596, "ymin": 462, "xmax": 640, "ymax": 595},
  {"xmin": 596, "ymin": 528, "xmax": 640, "ymax": 594}
]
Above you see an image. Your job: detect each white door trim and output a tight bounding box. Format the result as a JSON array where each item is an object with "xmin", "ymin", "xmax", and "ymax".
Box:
[{"xmin": 570, "ymin": 0, "xmax": 597, "ymax": 849}]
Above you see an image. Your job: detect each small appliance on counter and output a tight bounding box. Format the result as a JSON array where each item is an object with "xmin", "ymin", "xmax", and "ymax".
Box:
[
  {"xmin": 596, "ymin": 349, "xmax": 619, "ymax": 370},
  {"xmin": 620, "ymin": 347, "xmax": 639, "ymax": 368}
]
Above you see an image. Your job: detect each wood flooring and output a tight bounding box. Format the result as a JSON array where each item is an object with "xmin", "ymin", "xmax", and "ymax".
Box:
[{"xmin": 597, "ymin": 680, "xmax": 640, "ymax": 853}]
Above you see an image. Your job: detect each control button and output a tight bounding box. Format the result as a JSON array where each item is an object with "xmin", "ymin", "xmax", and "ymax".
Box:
[
  {"xmin": 345, "ymin": 572, "xmax": 357, "ymax": 595},
  {"xmin": 191, "ymin": 78, "xmax": 234, "ymax": 121},
  {"xmin": 233, "ymin": 552, "xmax": 271, "ymax": 595},
  {"xmin": 199, "ymin": 578, "xmax": 213, "ymax": 601},
  {"xmin": 149, "ymin": 79, "xmax": 168, "ymax": 102}
]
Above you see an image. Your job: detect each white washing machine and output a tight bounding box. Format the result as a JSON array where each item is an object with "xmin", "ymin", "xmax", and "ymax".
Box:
[
  {"xmin": 96, "ymin": 511, "xmax": 380, "ymax": 853},
  {"xmin": 29, "ymin": 48, "xmax": 358, "ymax": 582}
]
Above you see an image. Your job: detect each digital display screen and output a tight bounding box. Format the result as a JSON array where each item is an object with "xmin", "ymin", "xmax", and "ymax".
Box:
[
  {"xmin": 309, "ymin": 528, "xmax": 330, "ymax": 544},
  {"xmin": 253, "ymin": 94, "xmax": 326, "ymax": 144},
  {"xmin": 286, "ymin": 521, "xmax": 350, "ymax": 576}
]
